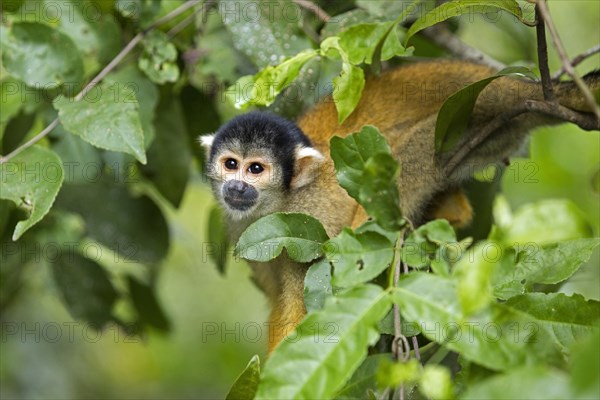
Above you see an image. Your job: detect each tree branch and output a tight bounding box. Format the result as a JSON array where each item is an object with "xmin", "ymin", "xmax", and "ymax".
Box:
[
  {"xmin": 534, "ymin": 3, "xmax": 557, "ymax": 103},
  {"xmin": 292, "ymin": 0, "xmax": 330, "ymax": 23},
  {"xmin": 444, "ymin": 99, "xmax": 600, "ymax": 176},
  {"xmin": 421, "ymin": 24, "xmax": 506, "ymax": 71},
  {"xmin": 552, "ymin": 44, "xmax": 600, "ymax": 81},
  {"xmin": 534, "ymin": 0, "xmax": 600, "ymax": 119},
  {"xmin": 0, "ymin": 0, "xmax": 204, "ymax": 164}
]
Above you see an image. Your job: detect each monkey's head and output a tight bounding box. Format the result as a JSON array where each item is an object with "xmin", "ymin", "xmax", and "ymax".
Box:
[{"xmin": 201, "ymin": 112, "xmax": 324, "ymax": 220}]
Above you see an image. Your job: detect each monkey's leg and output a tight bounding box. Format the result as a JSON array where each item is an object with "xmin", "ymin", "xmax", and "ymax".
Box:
[{"xmin": 267, "ymin": 262, "xmax": 309, "ymax": 353}]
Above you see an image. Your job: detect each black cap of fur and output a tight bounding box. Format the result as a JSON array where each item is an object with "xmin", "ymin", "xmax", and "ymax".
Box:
[{"xmin": 210, "ymin": 112, "xmax": 312, "ymax": 189}]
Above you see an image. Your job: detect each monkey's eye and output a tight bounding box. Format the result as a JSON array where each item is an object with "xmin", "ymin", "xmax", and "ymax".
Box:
[
  {"xmin": 224, "ymin": 158, "xmax": 238, "ymax": 170},
  {"xmin": 248, "ymin": 163, "xmax": 264, "ymax": 174}
]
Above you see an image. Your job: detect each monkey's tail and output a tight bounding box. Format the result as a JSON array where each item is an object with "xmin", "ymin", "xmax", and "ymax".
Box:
[{"xmin": 555, "ymin": 70, "xmax": 600, "ymax": 112}]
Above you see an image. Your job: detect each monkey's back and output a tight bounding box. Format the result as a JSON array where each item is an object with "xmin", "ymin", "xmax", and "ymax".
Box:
[{"xmin": 297, "ymin": 60, "xmax": 498, "ymax": 151}]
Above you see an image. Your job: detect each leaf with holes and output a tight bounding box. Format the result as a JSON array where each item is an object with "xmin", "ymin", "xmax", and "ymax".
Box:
[
  {"xmin": 326, "ymin": 228, "xmax": 394, "ymax": 288},
  {"xmin": 0, "ymin": 146, "xmax": 64, "ymax": 240}
]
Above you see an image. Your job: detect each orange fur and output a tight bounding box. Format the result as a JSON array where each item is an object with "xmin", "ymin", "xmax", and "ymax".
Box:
[{"xmin": 229, "ymin": 60, "xmax": 597, "ymax": 352}]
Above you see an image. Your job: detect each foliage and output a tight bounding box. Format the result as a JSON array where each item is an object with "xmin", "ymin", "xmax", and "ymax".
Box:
[{"xmin": 1, "ymin": 0, "xmax": 598, "ymax": 399}]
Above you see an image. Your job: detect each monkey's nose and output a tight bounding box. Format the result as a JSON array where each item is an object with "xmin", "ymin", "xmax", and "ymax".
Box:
[{"xmin": 225, "ymin": 180, "xmax": 250, "ymax": 196}]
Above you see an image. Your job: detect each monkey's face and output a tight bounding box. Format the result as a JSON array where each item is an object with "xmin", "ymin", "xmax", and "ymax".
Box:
[
  {"xmin": 200, "ymin": 112, "xmax": 325, "ymax": 221},
  {"xmin": 206, "ymin": 149, "xmax": 285, "ymax": 219}
]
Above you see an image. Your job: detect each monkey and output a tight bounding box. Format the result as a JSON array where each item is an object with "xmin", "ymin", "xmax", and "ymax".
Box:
[{"xmin": 201, "ymin": 60, "xmax": 600, "ymax": 353}]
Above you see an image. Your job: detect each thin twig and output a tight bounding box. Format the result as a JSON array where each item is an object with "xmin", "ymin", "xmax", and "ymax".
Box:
[
  {"xmin": 535, "ymin": 0, "xmax": 600, "ymax": 119},
  {"xmin": 292, "ymin": 0, "xmax": 331, "ymax": 23},
  {"xmin": 552, "ymin": 44, "xmax": 600, "ymax": 80},
  {"xmin": 421, "ymin": 24, "xmax": 505, "ymax": 71},
  {"xmin": 0, "ymin": 119, "xmax": 60, "ymax": 163},
  {"xmin": 168, "ymin": 1, "xmax": 215, "ymax": 38},
  {"xmin": 534, "ymin": 3, "xmax": 557, "ymax": 103},
  {"xmin": 0, "ymin": 0, "xmax": 202, "ymax": 164},
  {"xmin": 444, "ymin": 99, "xmax": 600, "ymax": 176}
]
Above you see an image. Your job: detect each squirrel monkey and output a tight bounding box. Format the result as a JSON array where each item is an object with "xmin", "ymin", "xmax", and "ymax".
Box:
[{"xmin": 201, "ymin": 60, "xmax": 600, "ymax": 353}]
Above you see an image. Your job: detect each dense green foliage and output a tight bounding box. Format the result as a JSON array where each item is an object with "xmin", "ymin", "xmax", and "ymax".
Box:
[{"xmin": 1, "ymin": 0, "xmax": 598, "ymax": 399}]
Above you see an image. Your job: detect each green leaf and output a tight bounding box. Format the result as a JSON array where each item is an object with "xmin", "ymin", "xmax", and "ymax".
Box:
[
  {"xmin": 338, "ymin": 23, "xmax": 411, "ymax": 66},
  {"xmin": 376, "ymin": 358, "xmax": 421, "ymax": 388},
  {"xmin": 356, "ymin": 1, "xmax": 407, "ymax": 17},
  {"xmin": 401, "ymin": 219, "xmax": 458, "ymax": 276},
  {"xmin": 206, "ymin": 205, "xmax": 230, "ymax": 275},
  {"xmin": 435, "ymin": 66, "xmax": 536, "ymax": 153},
  {"xmin": 405, "ymin": 0, "xmax": 524, "ymax": 44},
  {"xmin": 51, "ymin": 252, "xmax": 118, "ymax": 326},
  {"xmin": 321, "ymin": 9, "xmax": 381, "ymax": 39},
  {"xmin": 192, "ymin": 10, "xmax": 252, "ymax": 86},
  {"xmin": 326, "ymin": 228, "xmax": 394, "ymax": 288},
  {"xmin": 492, "ymin": 238, "xmax": 600, "ymax": 299},
  {"xmin": 490, "ymin": 198, "xmax": 592, "ymax": 246},
  {"xmin": 256, "ymin": 284, "xmax": 391, "ymax": 399},
  {"xmin": 227, "ymin": 50, "xmax": 318, "ymax": 109},
  {"xmin": 304, "ymin": 259, "xmax": 333, "ymax": 313},
  {"xmin": 141, "ymin": 93, "xmax": 191, "ymax": 207},
  {"xmin": 570, "ymin": 330, "xmax": 600, "ymax": 397},
  {"xmin": 50, "ymin": 121, "xmax": 101, "ymax": 185},
  {"xmin": 461, "ymin": 366, "xmax": 572, "ymax": 400},
  {"xmin": 226, "ymin": 355, "xmax": 261, "ymax": 400},
  {"xmin": 56, "ymin": 181, "xmax": 170, "ymax": 264},
  {"xmin": 505, "ymin": 293, "xmax": 599, "ymax": 350},
  {"xmin": 393, "ymin": 273, "xmax": 563, "ymax": 371},
  {"xmin": 2, "ymin": 22, "xmax": 84, "ymax": 88},
  {"xmin": 320, "ymin": 37, "xmax": 366, "ymax": 123},
  {"xmin": 0, "ymin": 78, "xmax": 26, "ymax": 130},
  {"xmin": 419, "ymin": 365, "xmax": 454, "ymax": 400},
  {"xmin": 330, "ymin": 125, "xmax": 391, "ymax": 199},
  {"xmin": 358, "ymin": 154, "xmax": 404, "ymax": 231},
  {"xmin": 115, "ymin": 0, "xmax": 162, "ymax": 26},
  {"xmin": 51, "ymin": 1, "xmax": 121, "ymax": 74},
  {"xmin": 236, "ymin": 213, "xmax": 329, "ymax": 263},
  {"xmin": 330, "ymin": 126, "xmax": 403, "ymax": 229},
  {"xmin": 0, "ymin": 146, "xmax": 64, "ymax": 240},
  {"xmin": 127, "ymin": 276, "xmax": 171, "ymax": 332},
  {"xmin": 221, "ymin": 0, "xmax": 312, "ymax": 68},
  {"xmin": 332, "ymin": 62, "xmax": 365, "ymax": 124},
  {"xmin": 138, "ymin": 31, "xmax": 180, "ymax": 84},
  {"xmin": 54, "ymin": 83, "xmax": 147, "ymax": 164},
  {"xmin": 105, "ymin": 65, "xmax": 159, "ymax": 148},
  {"xmin": 334, "ymin": 354, "xmax": 392, "ymax": 399},
  {"xmin": 453, "ymin": 242, "xmax": 497, "ymax": 316}
]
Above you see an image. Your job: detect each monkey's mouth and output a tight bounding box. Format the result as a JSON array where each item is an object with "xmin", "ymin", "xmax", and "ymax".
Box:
[{"xmin": 223, "ymin": 196, "xmax": 257, "ymax": 212}]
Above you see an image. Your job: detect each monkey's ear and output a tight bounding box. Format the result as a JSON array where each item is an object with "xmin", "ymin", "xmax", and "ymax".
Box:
[
  {"xmin": 291, "ymin": 146, "xmax": 324, "ymax": 189},
  {"xmin": 198, "ymin": 134, "xmax": 215, "ymax": 155}
]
